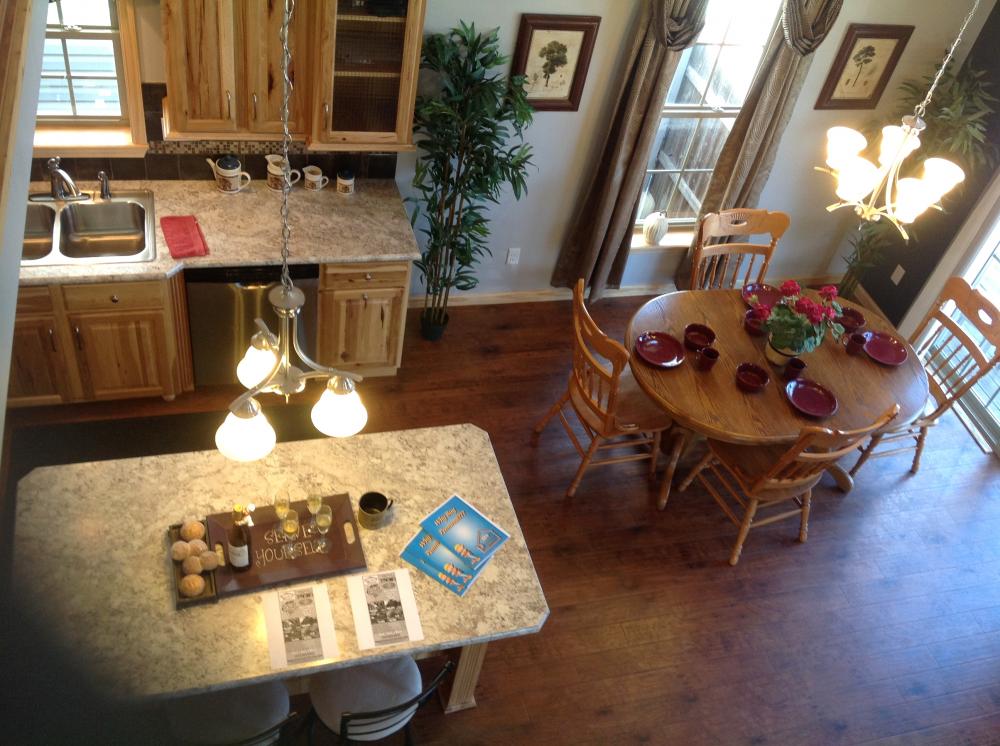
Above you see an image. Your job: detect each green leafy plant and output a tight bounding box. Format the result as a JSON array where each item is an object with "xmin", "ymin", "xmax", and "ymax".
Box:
[
  {"xmin": 409, "ymin": 21, "xmax": 533, "ymax": 334},
  {"xmin": 753, "ymin": 280, "xmax": 843, "ymax": 354}
]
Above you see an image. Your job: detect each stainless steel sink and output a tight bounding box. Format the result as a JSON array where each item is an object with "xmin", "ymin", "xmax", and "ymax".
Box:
[
  {"xmin": 60, "ymin": 202, "xmax": 147, "ymax": 258},
  {"xmin": 21, "ymin": 190, "xmax": 156, "ymax": 266},
  {"xmin": 24, "ymin": 204, "xmax": 56, "ymax": 260}
]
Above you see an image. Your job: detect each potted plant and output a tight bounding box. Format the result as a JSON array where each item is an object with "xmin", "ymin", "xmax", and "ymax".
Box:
[
  {"xmin": 751, "ymin": 281, "xmax": 844, "ymax": 366},
  {"xmin": 409, "ymin": 22, "xmax": 534, "ymax": 340}
]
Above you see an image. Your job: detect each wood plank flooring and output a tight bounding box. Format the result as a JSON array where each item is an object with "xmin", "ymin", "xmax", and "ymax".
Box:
[{"xmin": 4, "ymin": 298, "xmax": 1000, "ymax": 745}]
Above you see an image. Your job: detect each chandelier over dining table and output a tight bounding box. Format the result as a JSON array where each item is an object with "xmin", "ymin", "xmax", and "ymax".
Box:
[
  {"xmin": 817, "ymin": 0, "xmax": 979, "ymax": 240},
  {"xmin": 215, "ymin": 0, "xmax": 368, "ymax": 462}
]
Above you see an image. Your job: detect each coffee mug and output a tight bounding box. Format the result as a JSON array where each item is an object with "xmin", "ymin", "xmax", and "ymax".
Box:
[
  {"xmin": 206, "ymin": 156, "xmax": 251, "ymax": 194},
  {"xmin": 357, "ymin": 492, "xmax": 394, "ymax": 530},
  {"xmin": 783, "ymin": 357, "xmax": 806, "ymax": 381},
  {"xmin": 695, "ymin": 346, "xmax": 719, "ymax": 372},
  {"xmin": 846, "ymin": 332, "xmax": 867, "ymax": 356},
  {"xmin": 266, "ymin": 158, "xmax": 301, "ymax": 191},
  {"xmin": 303, "ymin": 165, "xmax": 330, "ymax": 191}
]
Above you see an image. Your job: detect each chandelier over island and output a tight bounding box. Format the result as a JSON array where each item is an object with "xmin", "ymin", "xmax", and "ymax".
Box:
[
  {"xmin": 215, "ymin": 0, "xmax": 367, "ymax": 462},
  {"xmin": 817, "ymin": 0, "xmax": 979, "ymax": 240}
]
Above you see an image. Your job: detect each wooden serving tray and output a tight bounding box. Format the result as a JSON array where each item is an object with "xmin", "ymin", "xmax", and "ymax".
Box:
[
  {"xmin": 205, "ymin": 493, "xmax": 366, "ymax": 597},
  {"xmin": 166, "ymin": 521, "xmax": 219, "ymax": 610}
]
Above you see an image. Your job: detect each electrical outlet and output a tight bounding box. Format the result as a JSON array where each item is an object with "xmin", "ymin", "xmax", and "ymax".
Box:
[
  {"xmin": 890, "ymin": 265, "xmax": 905, "ymax": 285},
  {"xmin": 506, "ymin": 247, "xmax": 521, "ymax": 265}
]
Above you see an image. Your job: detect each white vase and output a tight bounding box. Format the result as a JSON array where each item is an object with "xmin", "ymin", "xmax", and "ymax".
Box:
[{"xmin": 642, "ymin": 211, "xmax": 669, "ymax": 245}]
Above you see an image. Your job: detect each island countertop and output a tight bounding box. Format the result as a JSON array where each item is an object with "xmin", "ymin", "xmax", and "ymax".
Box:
[
  {"xmin": 18, "ymin": 178, "xmax": 420, "ymax": 286},
  {"xmin": 13, "ymin": 424, "xmax": 549, "ymax": 699}
]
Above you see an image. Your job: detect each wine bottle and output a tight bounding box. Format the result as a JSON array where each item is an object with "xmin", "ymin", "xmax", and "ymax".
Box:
[{"xmin": 227, "ymin": 504, "xmax": 251, "ymax": 572}]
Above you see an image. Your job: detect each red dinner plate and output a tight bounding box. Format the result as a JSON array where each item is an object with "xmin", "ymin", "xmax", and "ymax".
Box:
[
  {"xmin": 786, "ymin": 379, "xmax": 839, "ymax": 418},
  {"xmin": 741, "ymin": 283, "xmax": 782, "ymax": 308},
  {"xmin": 863, "ymin": 331, "xmax": 908, "ymax": 366},
  {"xmin": 635, "ymin": 332, "xmax": 684, "ymax": 368}
]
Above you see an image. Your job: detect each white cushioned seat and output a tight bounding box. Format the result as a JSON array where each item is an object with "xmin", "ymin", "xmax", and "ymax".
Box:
[
  {"xmin": 164, "ymin": 680, "xmax": 290, "ymax": 745},
  {"xmin": 309, "ymin": 656, "xmax": 422, "ymax": 740}
]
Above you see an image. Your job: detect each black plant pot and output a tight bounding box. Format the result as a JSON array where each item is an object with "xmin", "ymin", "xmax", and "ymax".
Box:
[{"xmin": 420, "ymin": 310, "xmax": 449, "ymax": 341}]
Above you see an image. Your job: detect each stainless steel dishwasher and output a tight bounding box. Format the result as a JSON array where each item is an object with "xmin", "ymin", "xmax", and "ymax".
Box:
[{"xmin": 185, "ymin": 264, "xmax": 319, "ymax": 386}]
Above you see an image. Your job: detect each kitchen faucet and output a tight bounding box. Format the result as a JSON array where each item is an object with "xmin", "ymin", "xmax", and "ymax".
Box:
[
  {"xmin": 97, "ymin": 170, "xmax": 113, "ymax": 200},
  {"xmin": 45, "ymin": 157, "xmax": 87, "ymax": 201}
]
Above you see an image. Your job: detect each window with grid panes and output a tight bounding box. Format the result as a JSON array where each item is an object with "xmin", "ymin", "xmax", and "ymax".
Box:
[
  {"xmin": 39, "ymin": 0, "xmax": 126, "ymax": 121},
  {"xmin": 636, "ymin": 0, "xmax": 782, "ymax": 228}
]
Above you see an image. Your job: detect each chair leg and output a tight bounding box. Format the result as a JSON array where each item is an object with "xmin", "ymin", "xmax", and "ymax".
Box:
[
  {"xmin": 567, "ymin": 436, "xmax": 602, "ymax": 497},
  {"xmin": 798, "ymin": 489, "xmax": 812, "ymax": 543},
  {"xmin": 729, "ymin": 499, "xmax": 759, "ymax": 566},
  {"xmin": 533, "ymin": 391, "xmax": 569, "ymax": 437},
  {"xmin": 849, "ymin": 432, "xmax": 884, "ymax": 477},
  {"xmin": 911, "ymin": 426, "xmax": 929, "ymax": 474},
  {"xmin": 404, "ymin": 721, "xmax": 415, "ymax": 746},
  {"xmin": 678, "ymin": 448, "xmax": 714, "ymax": 492},
  {"xmin": 656, "ymin": 430, "xmax": 691, "ymax": 510},
  {"xmin": 649, "ymin": 430, "xmax": 661, "ymax": 478}
]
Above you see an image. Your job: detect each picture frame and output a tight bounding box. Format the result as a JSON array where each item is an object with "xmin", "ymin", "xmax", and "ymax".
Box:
[
  {"xmin": 815, "ymin": 23, "xmax": 914, "ymax": 110},
  {"xmin": 511, "ymin": 14, "xmax": 601, "ymax": 112}
]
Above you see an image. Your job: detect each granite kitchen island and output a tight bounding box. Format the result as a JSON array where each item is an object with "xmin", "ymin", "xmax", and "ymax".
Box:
[{"xmin": 13, "ymin": 424, "xmax": 548, "ymax": 712}]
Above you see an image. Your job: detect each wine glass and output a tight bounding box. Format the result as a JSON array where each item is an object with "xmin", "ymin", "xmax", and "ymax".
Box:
[
  {"xmin": 282, "ymin": 508, "xmax": 300, "ymax": 559},
  {"xmin": 274, "ymin": 489, "xmax": 290, "ymax": 521},
  {"xmin": 306, "ymin": 493, "xmax": 322, "ymax": 534},
  {"xmin": 314, "ymin": 504, "xmax": 333, "ymax": 552}
]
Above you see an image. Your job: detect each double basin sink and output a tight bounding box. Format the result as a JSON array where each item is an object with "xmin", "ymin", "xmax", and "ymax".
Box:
[{"xmin": 23, "ymin": 190, "xmax": 156, "ymax": 266}]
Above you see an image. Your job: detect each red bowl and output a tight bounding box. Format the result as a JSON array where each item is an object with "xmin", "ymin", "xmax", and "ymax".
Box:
[
  {"xmin": 743, "ymin": 309, "xmax": 767, "ymax": 337},
  {"xmin": 684, "ymin": 323, "xmax": 716, "ymax": 351},
  {"xmin": 735, "ymin": 362, "xmax": 770, "ymax": 393},
  {"xmin": 836, "ymin": 307, "xmax": 866, "ymax": 333}
]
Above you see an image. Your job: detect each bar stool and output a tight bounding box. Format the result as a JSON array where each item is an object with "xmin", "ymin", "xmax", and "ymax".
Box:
[{"xmin": 163, "ymin": 680, "xmax": 293, "ymax": 745}]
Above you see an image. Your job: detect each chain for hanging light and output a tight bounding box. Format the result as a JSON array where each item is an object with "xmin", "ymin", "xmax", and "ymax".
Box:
[
  {"xmin": 816, "ymin": 0, "xmax": 978, "ymax": 239},
  {"xmin": 215, "ymin": 0, "xmax": 368, "ymax": 462}
]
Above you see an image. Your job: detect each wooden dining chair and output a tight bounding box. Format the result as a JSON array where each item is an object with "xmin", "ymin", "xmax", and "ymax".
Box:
[
  {"xmin": 851, "ymin": 277, "xmax": 1000, "ymax": 477},
  {"xmin": 533, "ymin": 279, "xmax": 673, "ymax": 497},
  {"xmin": 691, "ymin": 208, "xmax": 790, "ymax": 291},
  {"xmin": 678, "ymin": 405, "xmax": 899, "ymax": 566}
]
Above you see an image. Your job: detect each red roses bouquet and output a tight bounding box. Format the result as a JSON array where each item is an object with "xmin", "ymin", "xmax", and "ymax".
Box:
[{"xmin": 751, "ymin": 281, "xmax": 844, "ymax": 354}]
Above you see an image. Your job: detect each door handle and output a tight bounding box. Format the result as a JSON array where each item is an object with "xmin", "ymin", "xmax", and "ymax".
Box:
[
  {"xmin": 48, "ymin": 327, "xmax": 56, "ymax": 352},
  {"xmin": 252, "ymin": 92, "xmax": 258, "ymax": 120},
  {"xmin": 226, "ymin": 90, "xmax": 232, "ymax": 120},
  {"xmin": 73, "ymin": 326, "xmax": 83, "ymax": 350}
]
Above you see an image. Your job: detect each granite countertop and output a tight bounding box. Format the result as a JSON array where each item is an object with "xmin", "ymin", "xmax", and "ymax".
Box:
[
  {"xmin": 19, "ymin": 179, "xmax": 420, "ymax": 286},
  {"xmin": 13, "ymin": 424, "xmax": 549, "ymax": 698}
]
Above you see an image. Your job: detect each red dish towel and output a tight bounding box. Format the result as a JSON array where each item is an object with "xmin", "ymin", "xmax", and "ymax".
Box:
[{"xmin": 161, "ymin": 216, "xmax": 209, "ymax": 258}]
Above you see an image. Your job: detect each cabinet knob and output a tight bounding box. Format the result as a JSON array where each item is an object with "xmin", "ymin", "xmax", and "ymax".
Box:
[
  {"xmin": 341, "ymin": 351, "xmax": 349, "ymax": 361},
  {"xmin": 362, "ymin": 293, "xmax": 369, "ymax": 301},
  {"xmin": 364, "ymin": 273, "xmax": 372, "ymax": 281},
  {"xmin": 110, "ymin": 294, "xmax": 119, "ymax": 304}
]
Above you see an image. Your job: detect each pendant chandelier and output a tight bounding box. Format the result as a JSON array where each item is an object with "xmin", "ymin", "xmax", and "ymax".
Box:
[
  {"xmin": 215, "ymin": 0, "xmax": 367, "ymax": 462},
  {"xmin": 817, "ymin": 0, "xmax": 978, "ymax": 240}
]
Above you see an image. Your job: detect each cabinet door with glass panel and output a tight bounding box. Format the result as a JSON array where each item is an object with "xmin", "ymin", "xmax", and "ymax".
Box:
[
  {"xmin": 310, "ymin": 0, "xmax": 426, "ymax": 150},
  {"xmin": 636, "ymin": 0, "xmax": 781, "ymax": 234}
]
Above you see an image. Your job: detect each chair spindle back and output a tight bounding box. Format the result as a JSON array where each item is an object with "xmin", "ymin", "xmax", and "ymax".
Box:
[{"xmin": 692, "ymin": 209, "xmax": 790, "ymax": 291}]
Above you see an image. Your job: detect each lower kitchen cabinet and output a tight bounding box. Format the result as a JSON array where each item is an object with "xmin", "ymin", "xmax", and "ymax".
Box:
[
  {"xmin": 7, "ymin": 276, "xmax": 194, "ymax": 407},
  {"xmin": 317, "ymin": 261, "xmax": 410, "ymax": 376}
]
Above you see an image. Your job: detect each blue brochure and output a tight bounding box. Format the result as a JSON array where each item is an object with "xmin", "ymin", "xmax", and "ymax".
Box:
[
  {"xmin": 418, "ymin": 495, "xmax": 509, "ymax": 573},
  {"xmin": 400, "ymin": 530, "xmax": 479, "ymax": 597}
]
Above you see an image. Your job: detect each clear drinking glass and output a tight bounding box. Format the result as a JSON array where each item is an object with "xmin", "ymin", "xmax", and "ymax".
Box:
[
  {"xmin": 282, "ymin": 508, "xmax": 300, "ymax": 559},
  {"xmin": 274, "ymin": 489, "xmax": 290, "ymax": 521},
  {"xmin": 315, "ymin": 504, "xmax": 333, "ymax": 552},
  {"xmin": 306, "ymin": 494, "xmax": 322, "ymax": 534}
]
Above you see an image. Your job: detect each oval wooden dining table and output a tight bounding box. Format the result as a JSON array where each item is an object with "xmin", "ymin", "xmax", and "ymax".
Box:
[{"xmin": 626, "ymin": 290, "xmax": 929, "ymax": 505}]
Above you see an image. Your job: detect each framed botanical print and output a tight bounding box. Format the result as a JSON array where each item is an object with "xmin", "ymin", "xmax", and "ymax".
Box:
[
  {"xmin": 815, "ymin": 23, "xmax": 914, "ymax": 110},
  {"xmin": 511, "ymin": 14, "xmax": 601, "ymax": 112}
]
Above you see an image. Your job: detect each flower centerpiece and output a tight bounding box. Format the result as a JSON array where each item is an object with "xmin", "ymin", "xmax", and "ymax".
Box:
[{"xmin": 751, "ymin": 281, "xmax": 844, "ymax": 366}]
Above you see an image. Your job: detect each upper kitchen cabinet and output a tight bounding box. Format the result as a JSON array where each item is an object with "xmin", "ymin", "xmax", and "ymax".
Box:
[
  {"xmin": 309, "ymin": 0, "xmax": 426, "ymax": 151},
  {"xmin": 162, "ymin": 0, "xmax": 239, "ymax": 134},
  {"xmin": 162, "ymin": 0, "xmax": 312, "ymax": 138}
]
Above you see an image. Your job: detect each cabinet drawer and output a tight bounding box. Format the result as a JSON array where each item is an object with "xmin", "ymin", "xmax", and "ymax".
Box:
[
  {"xmin": 321, "ymin": 263, "xmax": 409, "ymax": 290},
  {"xmin": 17, "ymin": 287, "xmax": 53, "ymax": 314},
  {"xmin": 62, "ymin": 282, "xmax": 164, "ymax": 312}
]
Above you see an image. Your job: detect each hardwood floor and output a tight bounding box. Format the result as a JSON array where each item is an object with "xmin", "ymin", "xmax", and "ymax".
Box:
[{"xmin": 5, "ymin": 298, "xmax": 1000, "ymax": 745}]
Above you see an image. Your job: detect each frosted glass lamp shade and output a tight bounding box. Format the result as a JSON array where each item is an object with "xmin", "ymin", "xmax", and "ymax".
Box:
[
  {"xmin": 215, "ymin": 409, "xmax": 276, "ymax": 462},
  {"xmin": 921, "ymin": 157, "xmax": 965, "ymax": 197},
  {"xmin": 311, "ymin": 387, "xmax": 368, "ymax": 438},
  {"xmin": 834, "ymin": 156, "xmax": 879, "ymax": 203},
  {"xmin": 826, "ymin": 126, "xmax": 867, "ymax": 169},
  {"xmin": 893, "ymin": 177, "xmax": 936, "ymax": 224},
  {"xmin": 236, "ymin": 345, "xmax": 278, "ymax": 389},
  {"xmin": 878, "ymin": 125, "xmax": 921, "ymax": 166}
]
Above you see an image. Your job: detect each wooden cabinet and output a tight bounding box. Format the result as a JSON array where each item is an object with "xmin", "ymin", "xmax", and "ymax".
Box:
[
  {"xmin": 7, "ymin": 278, "xmax": 194, "ymax": 408},
  {"xmin": 310, "ymin": 0, "xmax": 425, "ymax": 150},
  {"xmin": 317, "ymin": 261, "xmax": 410, "ymax": 376}
]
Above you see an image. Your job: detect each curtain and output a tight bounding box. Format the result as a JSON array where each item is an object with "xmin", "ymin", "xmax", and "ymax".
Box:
[
  {"xmin": 551, "ymin": 0, "xmax": 708, "ymax": 300},
  {"xmin": 675, "ymin": 0, "xmax": 843, "ymax": 286}
]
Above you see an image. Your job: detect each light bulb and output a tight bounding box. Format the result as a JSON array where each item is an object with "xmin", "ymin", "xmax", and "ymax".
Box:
[
  {"xmin": 215, "ymin": 405, "xmax": 276, "ymax": 462},
  {"xmin": 878, "ymin": 125, "xmax": 920, "ymax": 166},
  {"xmin": 236, "ymin": 344, "xmax": 278, "ymax": 389},
  {"xmin": 834, "ymin": 156, "xmax": 879, "ymax": 203},
  {"xmin": 311, "ymin": 382, "xmax": 368, "ymax": 438},
  {"xmin": 826, "ymin": 126, "xmax": 867, "ymax": 169},
  {"xmin": 893, "ymin": 177, "xmax": 936, "ymax": 224}
]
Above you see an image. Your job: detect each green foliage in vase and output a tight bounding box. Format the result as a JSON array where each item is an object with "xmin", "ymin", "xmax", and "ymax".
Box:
[
  {"xmin": 409, "ymin": 21, "xmax": 534, "ymax": 327},
  {"xmin": 753, "ymin": 281, "xmax": 844, "ymax": 354}
]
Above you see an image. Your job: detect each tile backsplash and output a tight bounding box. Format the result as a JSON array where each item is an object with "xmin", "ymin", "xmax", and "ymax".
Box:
[{"xmin": 31, "ymin": 83, "xmax": 397, "ymax": 183}]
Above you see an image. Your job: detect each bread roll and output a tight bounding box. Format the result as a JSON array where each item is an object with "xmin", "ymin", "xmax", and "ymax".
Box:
[
  {"xmin": 178, "ymin": 574, "xmax": 205, "ymax": 598},
  {"xmin": 170, "ymin": 540, "xmax": 191, "ymax": 562},
  {"xmin": 187, "ymin": 539, "xmax": 208, "ymax": 555},
  {"xmin": 179, "ymin": 520, "xmax": 205, "ymax": 541},
  {"xmin": 182, "ymin": 555, "xmax": 203, "ymax": 575},
  {"xmin": 199, "ymin": 550, "xmax": 219, "ymax": 572}
]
